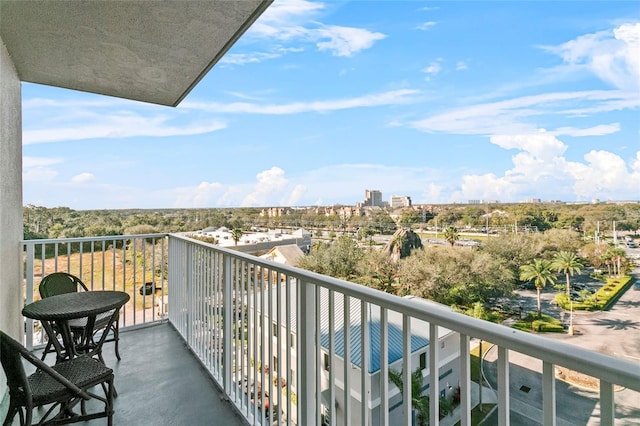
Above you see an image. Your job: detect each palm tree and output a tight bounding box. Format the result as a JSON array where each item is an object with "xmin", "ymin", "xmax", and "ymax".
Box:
[
  {"xmin": 388, "ymin": 233, "xmax": 407, "ymax": 262},
  {"xmin": 606, "ymin": 247, "xmax": 627, "ymax": 277},
  {"xmin": 551, "ymin": 251, "xmax": 583, "ymax": 295},
  {"xmin": 230, "ymin": 228, "xmax": 243, "ymax": 247},
  {"xmin": 519, "ymin": 259, "xmax": 557, "ymax": 317},
  {"xmin": 443, "ymin": 226, "xmax": 459, "ymax": 247},
  {"xmin": 388, "ymin": 367, "xmax": 453, "ymax": 425}
]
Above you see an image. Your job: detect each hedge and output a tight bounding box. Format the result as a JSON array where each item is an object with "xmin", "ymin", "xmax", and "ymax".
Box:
[{"xmin": 555, "ymin": 276, "xmax": 633, "ymax": 311}]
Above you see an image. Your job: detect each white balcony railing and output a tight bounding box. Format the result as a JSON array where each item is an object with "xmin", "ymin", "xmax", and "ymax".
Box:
[
  {"xmin": 23, "ymin": 234, "xmax": 640, "ymax": 426},
  {"xmin": 22, "ymin": 234, "xmax": 169, "ymax": 349}
]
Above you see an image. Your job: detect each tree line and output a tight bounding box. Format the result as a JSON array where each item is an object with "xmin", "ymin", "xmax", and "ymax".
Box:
[
  {"xmin": 297, "ymin": 228, "xmax": 634, "ymax": 310},
  {"xmin": 23, "ymin": 202, "xmax": 640, "ymax": 241}
]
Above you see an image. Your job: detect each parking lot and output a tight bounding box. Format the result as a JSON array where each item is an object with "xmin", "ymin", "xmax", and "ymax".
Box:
[{"xmin": 482, "ymin": 246, "xmax": 640, "ymax": 425}]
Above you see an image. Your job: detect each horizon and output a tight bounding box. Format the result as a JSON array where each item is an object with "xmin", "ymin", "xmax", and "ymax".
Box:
[{"xmin": 22, "ymin": 1, "xmax": 640, "ymax": 210}]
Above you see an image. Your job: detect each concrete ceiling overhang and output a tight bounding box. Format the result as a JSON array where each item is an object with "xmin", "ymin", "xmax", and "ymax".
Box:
[{"xmin": 0, "ymin": 0, "xmax": 272, "ymax": 106}]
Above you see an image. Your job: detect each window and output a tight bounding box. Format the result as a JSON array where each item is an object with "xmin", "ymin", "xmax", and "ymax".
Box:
[
  {"xmin": 272, "ymin": 323, "xmax": 278, "ymax": 337},
  {"xmin": 323, "ymin": 353, "xmax": 330, "ymax": 371},
  {"xmin": 322, "ymin": 405, "xmax": 330, "ymax": 426},
  {"xmin": 290, "ymin": 332, "xmax": 296, "ymax": 350},
  {"xmin": 420, "ymin": 352, "xmax": 426, "ymax": 370},
  {"xmin": 273, "ymin": 356, "xmax": 278, "ymax": 372}
]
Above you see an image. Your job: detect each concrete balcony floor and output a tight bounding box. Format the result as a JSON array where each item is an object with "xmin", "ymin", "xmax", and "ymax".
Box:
[{"xmin": 10, "ymin": 323, "xmax": 247, "ymax": 426}]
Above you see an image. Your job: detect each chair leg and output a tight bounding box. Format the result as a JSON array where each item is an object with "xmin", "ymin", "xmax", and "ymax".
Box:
[
  {"xmin": 106, "ymin": 375, "xmax": 114, "ymax": 426},
  {"xmin": 2, "ymin": 401, "xmax": 17, "ymax": 426},
  {"xmin": 40, "ymin": 339, "xmax": 53, "ymax": 361},
  {"xmin": 113, "ymin": 319, "xmax": 121, "ymax": 361}
]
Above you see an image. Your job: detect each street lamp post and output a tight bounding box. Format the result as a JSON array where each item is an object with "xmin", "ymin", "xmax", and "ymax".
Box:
[{"xmin": 568, "ymin": 300, "xmax": 574, "ymax": 336}]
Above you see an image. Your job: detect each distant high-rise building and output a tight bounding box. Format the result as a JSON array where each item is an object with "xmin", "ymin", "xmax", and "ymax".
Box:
[
  {"xmin": 390, "ymin": 196, "xmax": 412, "ymax": 208},
  {"xmin": 363, "ymin": 189, "xmax": 383, "ymax": 207}
]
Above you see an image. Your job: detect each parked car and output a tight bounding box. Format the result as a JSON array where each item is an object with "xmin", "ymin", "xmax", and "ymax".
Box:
[
  {"xmin": 519, "ymin": 281, "xmax": 537, "ymax": 290},
  {"xmin": 569, "ymin": 291, "xmax": 583, "ymax": 300},
  {"xmin": 634, "ymin": 282, "xmax": 640, "ymax": 291}
]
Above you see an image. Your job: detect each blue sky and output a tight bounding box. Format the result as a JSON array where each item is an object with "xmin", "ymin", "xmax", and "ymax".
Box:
[{"xmin": 22, "ymin": 1, "xmax": 640, "ymax": 210}]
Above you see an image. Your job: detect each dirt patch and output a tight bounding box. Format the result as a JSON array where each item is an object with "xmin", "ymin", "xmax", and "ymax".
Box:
[{"xmin": 555, "ymin": 367, "xmax": 624, "ymax": 392}]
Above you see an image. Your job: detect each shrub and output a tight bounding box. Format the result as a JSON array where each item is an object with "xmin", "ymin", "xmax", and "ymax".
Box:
[{"xmin": 512, "ymin": 312, "xmax": 564, "ymax": 333}]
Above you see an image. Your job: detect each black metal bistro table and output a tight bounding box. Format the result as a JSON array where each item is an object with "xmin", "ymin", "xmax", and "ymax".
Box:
[{"xmin": 23, "ymin": 291, "xmax": 130, "ymax": 364}]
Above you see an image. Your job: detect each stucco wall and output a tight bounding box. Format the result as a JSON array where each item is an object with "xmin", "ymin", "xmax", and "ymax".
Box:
[{"xmin": 0, "ymin": 34, "xmax": 23, "ymax": 418}]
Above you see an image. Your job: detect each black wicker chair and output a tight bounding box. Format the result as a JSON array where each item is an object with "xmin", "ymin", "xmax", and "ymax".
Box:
[
  {"xmin": 38, "ymin": 272, "xmax": 121, "ymax": 361},
  {"xmin": 0, "ymin": 330, "xmax": 114, "ymax": 426}
]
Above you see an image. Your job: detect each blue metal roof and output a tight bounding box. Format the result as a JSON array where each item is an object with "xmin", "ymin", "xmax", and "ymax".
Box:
[
  {"xmin": 251, "ymin": 284, "xmax": 433, "ymax": 374},
  {"xmin": 318, "ymin": 289, "xmax": 430, "ymax": 374}
]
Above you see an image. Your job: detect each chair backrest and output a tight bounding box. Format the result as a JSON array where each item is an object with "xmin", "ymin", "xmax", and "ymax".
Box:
[
  {"xmin": 39, "ymin": 272, "xmax": 89, "ymax": 298},
  {"xmin": 0, "ymin": 330, "xmax": 31, "ymax": 401}
]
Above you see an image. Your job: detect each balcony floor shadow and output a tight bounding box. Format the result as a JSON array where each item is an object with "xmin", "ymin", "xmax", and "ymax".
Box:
[{"xmin": 10, "ymin": 323, "xmax": 247, "ymax": 426}]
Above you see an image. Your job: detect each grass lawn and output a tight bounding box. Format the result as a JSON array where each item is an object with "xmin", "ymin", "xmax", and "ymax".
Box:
[
  {"xmin": 512, "ymin": 312, "xmax": 564, "ymax": 333},
  {"xmin": 454, "ymin": 404, "xmax": 496, "ymax": 426}
]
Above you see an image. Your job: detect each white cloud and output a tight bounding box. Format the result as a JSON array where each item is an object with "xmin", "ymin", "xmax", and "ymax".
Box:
[
  {"xmin": 541, "ymin": 22, "xmax": 640, "ymax": 90},
  {"xmin": 490, "ymin": 131, "xmax": 566, "ymax": 160},
  {"xmin": 565, "ymin": 150, "xmax": 640, "ymax": 199},
  {"xmin": 456, "ymin": 61, "xmax": 468, "ymax": 71},
  {"xmin": 452, "ymin": 133, "xmax": 640, "ymax": 203},
  {"xmin": 257, "ymin": 0, "xmax": 325, "ymax": 25},
  {"xmin": 23, "ymin": 110, "xmax": 227, "ymax": 145},
  {"xmin": 23, "ymin": 167, "xmax": 58, "ymax": 183},
  {"xmin": 23, "ymin": 156, "xmax": 62, "ymax": 168},
  {"xmin": 248, "ymin": 0, "xmax": 386, "ymax": 57},
  {"xmin": 183, "ymin": 89, "xmax": 419, "ymax": 115},
  {"xmin": 315, "ymin": 25, "xmax": 386, "ymax": 57},
  {"xmin": 242, "ymin": 167, "xmax": 290, "ymax": 206},
  {"xmin": 22, "ymin": 157, "xmax": 62, "ymax": 183},
  {"xmin": 422, "ymin": 60, "xmax": 442, "ymax": 75},
  {"xmin": 410, "ymin": 90, "xmax": 635, "ymax": 135},
  {"xmin": 71, "ymin": 173, "xmax": 95, "ymax": 184},
  {"xmin": 416, "ymin": 21, "xmax": 437, "ymax": 31},
  {"xmin": 220, "ymin": 52, "xmax": 284, "ymax": 65},
  {"xmin": 552, "ymin": 123, "xmax": 620, "ymax": 137}
]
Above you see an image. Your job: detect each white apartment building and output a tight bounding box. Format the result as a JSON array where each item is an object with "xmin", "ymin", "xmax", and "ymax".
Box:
[
  {"xmin": 390, "ymin": 196, "xmax": 412, "ymax": 209},
  {"xmin": 248, "ymin": 285, "xmax": 460, "ymax": 426}
]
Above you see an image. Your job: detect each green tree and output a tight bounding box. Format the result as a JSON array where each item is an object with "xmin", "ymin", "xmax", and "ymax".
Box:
[
  {"xmin": 519, "ymin": 259, "xmax": 557, "ymax": 317},
  {"xmin": 388, "ymin": 367, "xmax": 453, "ymax": 425},
  {"xmin": 399, "ymin": 247, "xmax": 514, "ymax": 306},
  {"xmin": 388, "ymin": 233, "xmax": 406, "ymax": 262},
  {"xmin": 551, "ymin": 251, "xmax": 583, "ymax": 295},
  {"xmin": 384, "ymin": 228, "xmax": 423, "ymax": 262},
  {"xmin": 231, "ymin": 228, "xmax": 243, "ymax": 247},
  {"xmin": 297, "ymin": 236, "xmax": 363, "ymax": 280},
  {"xmin": 606, "ymin": 247, "xmax": 627, "ymax": 277},
  {"xmin": 443, "ymin": 226, "xmax": 459, "ymax": 247},
  {"xmin": 356, "ymin": 249, "xmax": 398, "ymax": 293},
  {"xmin": 399, "ymin": 209, "xmax": 421, "ymax": 226}
]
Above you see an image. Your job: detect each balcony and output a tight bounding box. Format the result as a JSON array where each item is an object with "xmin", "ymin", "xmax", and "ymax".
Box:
[{"xmin": 17, "ymin": 234, "xmax": 640, "ymax": 426}]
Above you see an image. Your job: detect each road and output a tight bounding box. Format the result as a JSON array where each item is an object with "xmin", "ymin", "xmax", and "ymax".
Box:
[{"xmin": 481, "ymin": 247, "xmax": 640, "ymax": 425}]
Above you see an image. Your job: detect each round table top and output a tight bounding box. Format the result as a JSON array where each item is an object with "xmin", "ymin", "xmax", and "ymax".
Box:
[{"xmin": 22, "ymin": 290, "xmax": 130, "ymax": 321}]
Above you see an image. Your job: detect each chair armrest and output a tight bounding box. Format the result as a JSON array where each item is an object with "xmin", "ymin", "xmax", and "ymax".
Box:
[{"xmin": 19, "ymin": 347, "xmax": 93, "ymax": 400}]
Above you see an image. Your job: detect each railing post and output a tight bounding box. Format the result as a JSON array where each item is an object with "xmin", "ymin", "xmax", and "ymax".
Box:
[
  {"xmin": 600, "ymin": 380, "xmax": 614, "ymax": 426},
  {"xmin": 361, "ymin": 300, "xmax": 370, "ymax": 426},
  {"xmin": 459, "ymin": 334, "xmax": 471, "ymax": 426},
  {"xmin": 223, "ymin": 254, "xmax": 233, "ymax": 394},
  {"xmin": 186, "ymin": 244, "xmax": 193, "ymax": 344},
  {"xmin": 497, "ymin": 347, "xmax": 510, "ymax": 426},
  {"xmin": 298, "ymin": 280, "xmax": 316, "ymax": 426},
  {"xmin": 25, "ymin": 243, "xmax": 35, "ymax": 349},
  {"xmin": 429, "ymin": 323, "xmax": 439, "ymax": 426},
  {"xmin": 542, "ymin": 361, "xmax": 556, "ymax": 426},
  {"xmin": 402, "ymin": 315, "xmax": 411, "ymax": 426},
  {"xmin": 380, "ymin": 307, "xmax": 389, "ymax": 426}
]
